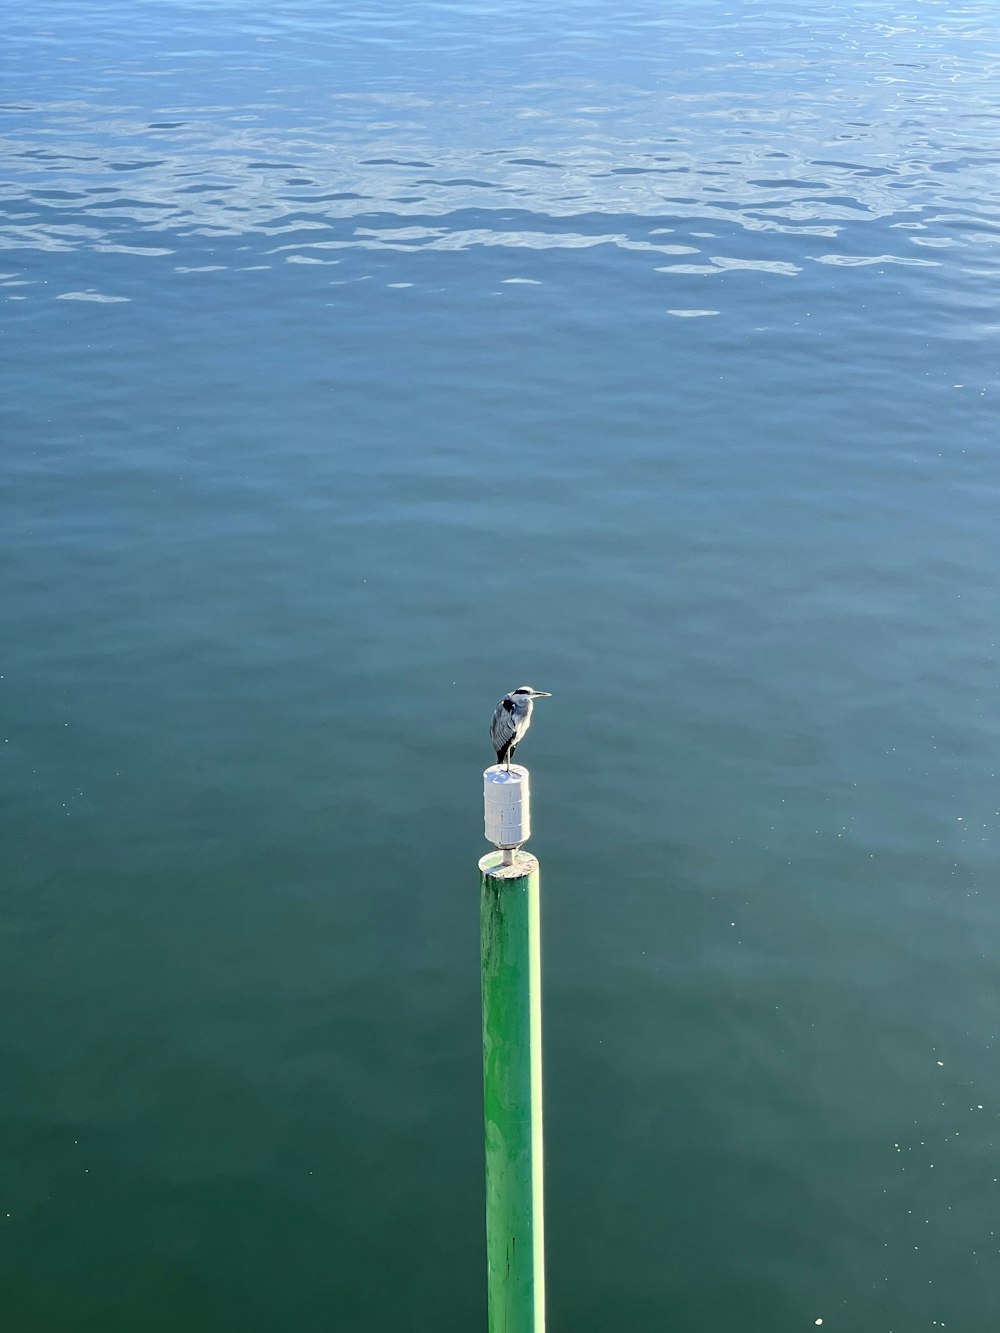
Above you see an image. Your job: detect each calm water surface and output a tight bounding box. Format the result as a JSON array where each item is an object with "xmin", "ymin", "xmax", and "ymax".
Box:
[{"xmin": 3, "ymin": 2, "xmax": 1000, "ymax": 1329}]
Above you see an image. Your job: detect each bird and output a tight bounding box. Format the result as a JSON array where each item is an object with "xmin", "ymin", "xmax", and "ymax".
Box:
[{"xmin": 490, "ymin": 685, "xmax": 552, "ymax": 770}]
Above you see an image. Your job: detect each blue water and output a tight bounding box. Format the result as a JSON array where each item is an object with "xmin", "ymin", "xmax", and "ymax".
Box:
[{"xmin": 3, "ymin": 2, "xmax": 1000, "ymax": 1329}]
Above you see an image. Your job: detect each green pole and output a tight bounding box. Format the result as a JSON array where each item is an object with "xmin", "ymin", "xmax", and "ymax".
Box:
[{"xmin": 479, "ymin": 847, "xmax": 545, "ymax": 1333}]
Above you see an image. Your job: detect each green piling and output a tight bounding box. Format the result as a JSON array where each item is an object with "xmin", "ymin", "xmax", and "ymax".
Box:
[{"xmin": 479, "ymin": 847, "xmax": 545, "ymax": 1333}]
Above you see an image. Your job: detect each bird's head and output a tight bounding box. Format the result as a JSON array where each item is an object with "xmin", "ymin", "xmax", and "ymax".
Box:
[{"xmin": 513, "ymin": 685, "xmax": 552, "ymax": 700}]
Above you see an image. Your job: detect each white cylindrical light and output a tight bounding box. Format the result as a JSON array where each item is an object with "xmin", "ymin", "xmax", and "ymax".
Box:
[{"xmin": 484, "ymin": 764, "xmax": 531, "ymax": 849}]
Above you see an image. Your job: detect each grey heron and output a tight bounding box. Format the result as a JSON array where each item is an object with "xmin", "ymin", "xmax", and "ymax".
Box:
[{"xmin": 490, "ymin": 685, "xmax": 552, "ymax": 769}]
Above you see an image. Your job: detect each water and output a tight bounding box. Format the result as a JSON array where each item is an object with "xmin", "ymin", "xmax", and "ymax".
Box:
[{"xmin": 3, "ymin": 2, "xmax": 999, "ymax": 1328}]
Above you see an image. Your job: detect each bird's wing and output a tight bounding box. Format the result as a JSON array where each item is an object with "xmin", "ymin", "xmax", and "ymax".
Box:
[{"xmin": 490, "ymin": 698, "xmax": 518, "ymax": 752}]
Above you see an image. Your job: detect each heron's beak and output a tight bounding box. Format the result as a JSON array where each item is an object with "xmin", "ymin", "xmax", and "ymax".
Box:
[{"xmin": 530, "ymin": 690, "xmax": 552, "ymax": 698}]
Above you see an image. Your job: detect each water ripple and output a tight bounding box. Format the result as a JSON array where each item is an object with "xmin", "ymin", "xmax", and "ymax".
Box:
[{"xmin": 2, "ymin": 3, "xmax": 999, "ymax": 289}]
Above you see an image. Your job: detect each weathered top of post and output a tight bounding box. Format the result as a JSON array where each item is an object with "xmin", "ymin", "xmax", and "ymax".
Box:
[{"xmin": 479, "ymin": 847, "xmax": 539, "ymax": 879}]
